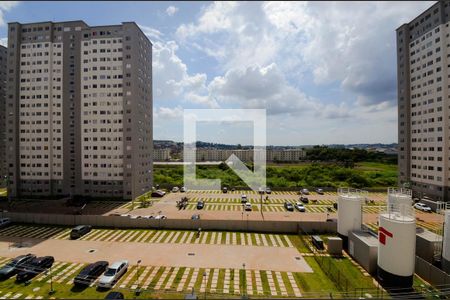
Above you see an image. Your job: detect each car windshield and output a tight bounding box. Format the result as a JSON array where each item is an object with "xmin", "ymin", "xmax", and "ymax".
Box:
[{"xmin": 104, "ymin": 268, "xmax": 116, "ymax": 276}]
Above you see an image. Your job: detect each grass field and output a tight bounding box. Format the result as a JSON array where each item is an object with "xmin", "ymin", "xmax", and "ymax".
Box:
[{"xmin": 154, "ymin": 162, "xmax": 398, "ymax": 189}]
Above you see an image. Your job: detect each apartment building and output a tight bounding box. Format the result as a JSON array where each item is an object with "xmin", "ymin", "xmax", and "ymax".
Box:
[
  {"xmin": 0, "ymin": 45, "xmax": 7, "ymax": 185},
  {"xmin": 184, "ymin": 148, "xmax": 305, "ymax": 163},
  {"xmin": 153, "ymin": 148, "xmax": 171, "ymax": 161},
  {"xmin": 6, "ymin": 21, "xmax": 153, "ymax": 200},
  {"xmin": 397, "ymin": 2, "xmax": 450, "ymax": 202}
]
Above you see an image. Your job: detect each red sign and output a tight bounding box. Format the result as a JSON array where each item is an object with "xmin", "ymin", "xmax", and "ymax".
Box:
[{"xmin": 379, "ymin": 227, "xmax": 393, "ymax": 245}]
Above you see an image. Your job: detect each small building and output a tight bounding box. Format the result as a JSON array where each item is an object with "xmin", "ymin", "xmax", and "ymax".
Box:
[{"xmin": 348, "ymin": 231, "xmax": 378, "ymax": 274}]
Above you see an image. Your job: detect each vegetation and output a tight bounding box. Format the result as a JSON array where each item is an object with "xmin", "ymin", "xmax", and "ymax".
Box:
[
  {"xmin": 154, "ymin": 162, "xmax": 397, "ymax": 189},
  {"xmin": 305, "ymin": 146, "xmax": 397, "ymax": 165}
]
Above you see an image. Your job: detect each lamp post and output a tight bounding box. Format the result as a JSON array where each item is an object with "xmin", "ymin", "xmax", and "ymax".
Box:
[
  {"xmin": 242, "ymin": 263, "xmax": 246, "ymax": 299},
  {"xmin": 47, "ymin": 266, "xmax": 55, "ymax": 295},
  {"xmin": 135, "ymin": 259, "xmax": 142, "ymax": 295}
]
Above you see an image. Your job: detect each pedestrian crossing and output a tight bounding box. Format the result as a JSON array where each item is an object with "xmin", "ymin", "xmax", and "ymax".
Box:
[{"xmin": 0, "ymin": 225, "xmax": 295, "ymax": 248}]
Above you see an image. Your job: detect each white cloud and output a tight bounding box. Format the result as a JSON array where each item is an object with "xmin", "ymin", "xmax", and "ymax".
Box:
[
  {"xmin": 0, "ymin": 37, "xmax": 7, "ymax": 47},
  {"xmin": 166, "ymin": 5, "xmax": 179, "ymax": 17},
  {"xmin": 0, "ymin": 1, "xmax": 19, "ymax": 27},
  {"xmin": 154, "ymin": 106, "xmax": 184, "ymax": 119}
]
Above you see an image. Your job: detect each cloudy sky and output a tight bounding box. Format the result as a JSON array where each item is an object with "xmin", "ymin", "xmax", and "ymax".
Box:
[{"xmin": 0, "ymin": 1, "xmax": 435, "ymax": 145}]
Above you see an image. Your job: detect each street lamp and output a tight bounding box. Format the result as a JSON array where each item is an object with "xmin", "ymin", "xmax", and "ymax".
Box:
[
  {"xmin": 135, "ymin": 259, "xmax": 142, "ymax": 295},
  {"xmin": 242, "ymin": 263, "xmax": 246, "ymax": 299},
  {"xmin": 47, "ymin": 266, "xmax": 55, "ymax": 295}
]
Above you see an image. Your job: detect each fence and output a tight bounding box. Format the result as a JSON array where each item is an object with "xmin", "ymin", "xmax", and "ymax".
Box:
[
  {"xmin": 0, "ymin": 212, "xmax": 337, "ymax": 234},
  {"xmin": 415, "ymin": 256, "xmax": 450, "ymax": 287}
]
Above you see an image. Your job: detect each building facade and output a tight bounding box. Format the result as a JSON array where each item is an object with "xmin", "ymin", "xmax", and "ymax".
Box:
[
  {"xmin": 397, "ymin": 2, "xmax": 450, "ymax": 202},
  {"xmin": 0, "ymin": 45, "xmax": 7, "ymax": 185},
  {"xmin": 183, "ymin": 148, "xmax": 306, "ymax": 163},
  {"xmin": 6, "ymin": 21, "xmax": 153, "ymax": 200},
  {"xmin": 153, "ymin": 148, "xmax": 171, "ymax": 161}
]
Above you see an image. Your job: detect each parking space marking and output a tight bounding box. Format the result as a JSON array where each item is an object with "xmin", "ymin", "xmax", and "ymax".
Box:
[
  {"xmin": 199, "ymin": 268, "xmax": 210, "ymax": 293},
  {"xmin": 200, "ymin": 232, "xmax": 208, "ymax": 244},
  {"xmin": 210, "ymin": 232, "xmax": 217, "ymax": 244},
  {"xmin": 233, "ymin": 269, "xmax": 240, "ymax": 294},
  {"xmin": 137, "ymin": 231, "xmax": 154, "ymax": 243},
  {"xmin": 275, "ymin": 271, "xmax": 288, "ymax": 296},
  {"xmin": 164, "ymin": 267, "xmax": 180, "ymax": 289},
  {"xmin": 266, "ymin": 271, "xmax": 277, "ymax": 296},
  {"xmin": 102, "ymin": 230, "xmax": 122, "ymax": 242},
  {"xmin": 119, "ymin": 266, "xmax": 138, "ymax": 288},
  {"xmin": 287, "ymin": 272, "xmax": 302, "ymax": 297},
  {"xmin": 284, "ymin": 235, "xmax": 294, "ymax": 248},
  {"xmin": 217, "ymin": 232, "xmax": 223, "ymax": 244},
  {"xmin": 57, "ymin": 263, "xmax": 84, "ymax": 284},
  {"xmin": 255, "ymin": 270, "xmax": 264, "ymax": 295},
  {"xmin": 168, "ymin": 231, "xmax": 181, "ymax": 244},
  {"xmin": 246, "ymin": 233, "xmax": 253, "ymax": 246},
  {"xmin": 131, "ymin": 266, "xmax": 152, "ymax": 289},
  {"xmin": 246, "ymin": 270, "xmax": 253, "ymax": 295},
  {"xmin": 175, "ymin": 268, "xmax": 189, "ymax": 292},
  {"xmin": 240, "ymin": 233, "xmax": 246, "ymax": 246},
  {"xmin": 148, "ymin": 231, "xmax": 162, "ymax": 243},
  {"xmin": 225, "ymin": 232, "xmax": 230, "ymax": 245},
  {"xmin": 1, "ymin": 292, "xmax": 12, "ymax": 299},
  {"xmin": 210, "ymin": 268, "xmax": 219, "ymax": 292},
  {"xmin": 49, "ymin": 262, "xmax": 77, "ymax": 283},
  {"xmin": 118, "ymin": 230, "xmax": 135, "ymax": 242},
  {"xmin": 164, "ymin": 231, "xmax": 176, "ymax": 243},
  {"xmin": 255, "ymin": 234, "xmax": 262, "ymax": 246},
  {"xmin": 224, "ymin": 269, "xmax": 230, "ymax": 294},
  {"xmin": 143, "ymin": 266, "xmax": 160, "ymax": 288},
  {"xmin": 232, "ymin": 232, "xmax": 237, "ymax": 245},
  {"xmin": 155, "ymin": 232, "xmax": 168, "ymax": 243},
  {"xmin": 275, "ymin": 235, "xmax": 284, "ymax": 247},
  {"xmin": 154, "ymin": 267, "xmax": 171, "ymax": 290},
  {"xmin": 187, "ymin": 268, "xmax": 199, "ymax": 290},
  {"xmin": 36, "ymin": 262, "xmax": 66, "ymax": 282}
]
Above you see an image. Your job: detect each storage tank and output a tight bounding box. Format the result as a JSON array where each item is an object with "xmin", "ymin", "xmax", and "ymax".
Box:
[
  {"xmin": 337, "ymin": 188, "xmax": 367, "ymax": 248},
  {"xmin": 377, "ymin": 200, "xmax": 416, "ymax": 287},
  {"xmin": 387, "ymin": 188, "xmax": 412, "ymax": 208},
  {"xmin": 443, "ymin": 210, "xmax": 450, "ymax": 273}
]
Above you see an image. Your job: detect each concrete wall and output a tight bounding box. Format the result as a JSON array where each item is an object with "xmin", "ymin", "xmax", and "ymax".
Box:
[
  {"xmin": 1, "ymin": 212, "xmax": 337, "ymax": 233},
  {"xmin": 416, "ymin": 231, "xmax": 441, "ymax": 263},
  {"xmin": 415, "ymin": 256, "xmax": 450, "ymax": 288}
]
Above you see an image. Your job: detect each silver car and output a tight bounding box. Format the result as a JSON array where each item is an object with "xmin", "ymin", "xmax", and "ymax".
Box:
[{"xmin": 97, "ymin": 260, "xmax": 128, "ymax": 288}]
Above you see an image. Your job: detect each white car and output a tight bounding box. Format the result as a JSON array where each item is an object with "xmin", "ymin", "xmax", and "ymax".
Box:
[
  {"xmin": 180, "ymin": 186, "xmax": 187, "ymax": 193},
  {"xmin": 294, "ymin": 202, "xmax": 306, "ymax": 212},
  {"xmin": 244, "ymin": 203, "xmax": 252, "ymax": 211},
  {"xmin": 98, "ymin": 260, "xmax": 128, "ymax": 288},
  {"xmin": 301, "ymin": 188, "xmax": 310, "ymax": 195},
  {"xmin": 172, "ymin": 186, "xmax": 179, "ymax": 192},
  {"xmin": 241, "ymin": 194, "xmax": 248, "ymax": 203},
  {"xmin": 414, "ymin": 203, "xmax": 432, "ymax": 212},
  {"xmin": 0, "ymin": 218, "xmax": 11, "ymax": 228},
  {"xmin": 154, "ymin": 215, "xmax": 167, "ymax": 220}
]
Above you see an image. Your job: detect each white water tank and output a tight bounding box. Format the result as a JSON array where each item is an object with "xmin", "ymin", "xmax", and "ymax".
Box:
[
  {"xmin": 443, "ymin": 211, "xmax": 450, "ymax": 273},
  {"xmin": 337, "ymin": 188, "xmax": 367, "ymax": 238},
  {"xmin": 388, "ymin": 188, "xmax": 412, "ymax": 208},
  {"xmin": 377, "ymin": 202, "xmax": 416, "ymax": 287}
]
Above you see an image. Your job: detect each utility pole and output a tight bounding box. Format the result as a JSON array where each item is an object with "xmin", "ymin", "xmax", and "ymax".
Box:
[{"xmin": 135, "ymin": 259, "xmax": 142, "ymax": 295}]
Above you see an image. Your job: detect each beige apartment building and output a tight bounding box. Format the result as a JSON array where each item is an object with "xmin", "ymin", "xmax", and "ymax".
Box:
[
  {"xmin": 397, "ymin": 1, "xmax": 450, "ymax": 202},
  {"xmin": 5, "ymin": 21, "xmax": 153, "ymax": 200},
  {"xmin": 183, "ymin": 148, "xmax": 305, "ymax": 163},
  {"xmin": 153, "ymin": 148, "xmax": 171, "ymax": 161}
]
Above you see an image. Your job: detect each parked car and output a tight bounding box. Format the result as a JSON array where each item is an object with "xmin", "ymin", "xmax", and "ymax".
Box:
[
  {"xmin": 301, "ymin": 188, "xmax": 310, "ymax": 195},
  {"xmin": 241, "ymin": 195, "xmax": 248, "ymax": 203},
  {"xmin": 151, "ymin": 190, "xmax": 166, "ymax": 197},
  {"xmin": 266, "ymin": 187, "xmax": 272, "ymax": 194},
  {"xmin": 414, "ymin": 202, "xmax": 432, "ymax": 212},
  {"xmin": 244, "ymin": 203, "xmax": 252, "ymax": 211},
  {"xmin": 180, "ymin": 186, "xmax": 187, "ymax": 193},
  {"xmin": 130, "ymin": 215, "xmax": 142, "ymax": 219},
  {"xmin": 172, "ymin": 186, "xmax": 179, "ymax": 193},
  {"xmin": 0, "ymin": 218, "xmax": 11, "ymax": 228},
  {"xmin": 294, "ymin": 202, "xmax": 306, "ymax": 212},
  {"xmin": 197, "ymin": 201, "xmax": 205, "ymax": 210},
  {"xmin": 98, "ymin": 260, "xmax": 128, "ymax": 288},
  {"xmin": 316, "ymin": 188, "xmax": 324, "ymax": 195},
  {"xmin": 154, "ymin": 215, "xmax": 167, "ymax": 220},
  {"xmin": 104, "ymin": 292, "xmax": 125, "ymax": 299},
  {"xmin": 105, "ymin": 292, "xmax": 125, "ymax": 299},
  {"xmin": 222, "ymin": 187, "xmax": 228, "ymax": 193},
  {"xmin": 142, "ymin": 215, "xmax": 154, "ymax": 219},
  {"xmin": 258, "ymin": 187, "xmax": 265, "ymax": 194},
  {"xmin": 300, "ymin": 196, "xmax": 309, "ymax": 204},
  {"xmin": 284, "ymin": 202, "xmax": 294, "ymax": 212},
  {"xmin": 74, "ymin": 261, "xmax": 109, "ymax": 286},
  {"xmin": 70, "ymin": 225, "xmax": 92, "ymax": 240},
  {"xmin": 0, "ymin": 253, "xmax": 36, "ymax": 279},
  {"xmin": 191, "ymin": 214, "xmax": 200, "ymax": 220},
  {"xmin": 16, "ymin": 256, "xmax": 54, "ymax": 282}
]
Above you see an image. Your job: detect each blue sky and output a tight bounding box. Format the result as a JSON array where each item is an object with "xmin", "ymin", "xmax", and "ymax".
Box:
[{"xmin": 0, "ymin": 1, "xmax": 436, "ymax": 145}]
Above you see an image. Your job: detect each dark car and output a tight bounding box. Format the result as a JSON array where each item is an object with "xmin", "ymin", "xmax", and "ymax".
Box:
[
  {"xmin": 105, "ymin": 292, "xmax": 125, "ymax": 299},
  {"xmin": 70, "ymin": 225, "xmax": 92, "ymax": 239},
  {"xmin": 0, "ymin": 254, "xmax": 36, "ymax": 279},
  {"xmin": 191, "ymin": 214, "xmax": 200, "ymax": 220},
  {"xmin": 196, "ymin": 201, "xmax": 204, "ymax": 210},
  {"xmin": 16, "ymin": 256, "xmax": 54, "ymax": 282},
  {"xmin": 284, "ymin": 202, "xmax": 294, "ymax": 212},
  {"xmin": 151, "ymin": 190, "xmax": 166, "ymax": 197},
  {"xmin": 300, "ymin": 196, "xmax": 309, "ymax": 204},
  {"xmin": 222, "ymin": 187, "xmax": 228, "ymax": 193},
  {"xmin": 74, "ymin": 261, "xmax": 108, "ymax": 286}
]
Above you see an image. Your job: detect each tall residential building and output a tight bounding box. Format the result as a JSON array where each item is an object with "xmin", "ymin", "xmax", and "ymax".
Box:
[
  {"xmin": 6, "ymin": 21, "xmax": 153, "ymax": 200},
  {"xmin": 0, "ymin": 45, "xmax": 7, "ymax": 185},
  {"xmin": 397, "ymin": 2, "xmax": 450, "ymax": 202}
]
